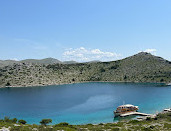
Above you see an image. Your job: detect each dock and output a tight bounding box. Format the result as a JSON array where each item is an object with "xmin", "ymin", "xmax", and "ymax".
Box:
[{"xmin": 120, "ymin": 112, "xmax": 152, "ymax": 117}]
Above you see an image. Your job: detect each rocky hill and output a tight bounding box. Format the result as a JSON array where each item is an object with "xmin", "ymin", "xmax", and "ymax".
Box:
[
  {"xmin": 0, "ymin": 60, "xmax": 20, "ymax": 67},
  {"xmin": 63, "ymin": 61, "xmax": 77, "ymax": 64},
  {"xmin": 0, "ymin": 52, "xmax": 170, "ymax": 87},
  {"xmin": 0, "ymin": 58, "xmax": 62, "ymax": 67},
  {"xmin": 21, "ymin": 58, "xmax": 62, "ymax": 64}
]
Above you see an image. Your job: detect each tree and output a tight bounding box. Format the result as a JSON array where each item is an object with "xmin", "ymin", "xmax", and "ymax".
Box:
[
  {"xmin": 55, "ymin": 122, "xmax": 69, "ymax": 127},
  {"xmin": 5, "ymin": 82, "xmax": 11, "ymax": 86},
  {"xmin": 18, "ymin": 119, "xmax": 27, "ymax": 124},
  {"xmin": 124, "ymin": 75, "xmax": 127, "ymax": 80},
  {"xmin": 40, "ymin": 119, "xmax": 52, "ymax": 126},
  {"xmin": 160, "ymin": 78, "xmax": 164, "ymax": 82},
  {"xmin": 100, "ymin": 68, "xmax": 105, "ymax": 72},
  {"xmin": 12, "ymin": 118, "xmax": 17, "ymax": 123}
]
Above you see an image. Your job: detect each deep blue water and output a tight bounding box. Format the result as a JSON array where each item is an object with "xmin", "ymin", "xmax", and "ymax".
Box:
[{"xmin": 0, "ymin": 82, "xmax": 170, "ymax": 125}]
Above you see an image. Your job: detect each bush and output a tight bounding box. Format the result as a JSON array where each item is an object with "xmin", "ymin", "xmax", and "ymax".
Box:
[
  {"xmin": 160, "ymin": 78, "xmax": 164, "ymax": 82},
  {"xmin": 111, "ymin": 127, "xmax": 120, "ymax": 131},
  {"xmin": 86, "ymin": 123, "xmax": 93, "ymax": 126},
  {"xmin": 146, "ymin": 117, "xmax": 152, "ymax": 121},
  {"xmin": 4, "ymin": 116, "xmax": 10, "ymax": 122},
  {"xmin": 110, "ymin": 65, "xmax": 119, "ymax": 70},
  {"xmin": 100, "ymin": 68, "xmax": 105, "ymax": 72},
  {"xmin": 164, "ymin": 123, "xmax": 171, "ymax": 129},
  {"xmin": 0, "ymin": 119, "xmax": 4, "ymax": 122},
  {"xmin": 40, "ymin": 119, "xmax": 52, "ymax": 126},
  {"xmin": 5, "ymin": 82, "xmax": 11, "ymax": 86},
  {"xmin": 128, "ymin": 120, "xmax": 139, "ymax": 124},
  {"xmin": 12, "ymin": 118, "xmax": 17, "ymax": 123},
  {"xmin": 56, "ymin": 122, "xmax": 69, "ymax": 127},
  {"xmin": 18, "ymin": 119, "xmax": 27, "ymax": 124}
]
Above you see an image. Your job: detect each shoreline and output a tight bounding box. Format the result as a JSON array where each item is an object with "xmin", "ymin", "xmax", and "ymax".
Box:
[
  {"xmin": 0, "ymin": 81, "xmax": 168, "ymax": 88},
  {"xmin": 0, "ymin": 108, "xmax": 170, "ymax": 126}
]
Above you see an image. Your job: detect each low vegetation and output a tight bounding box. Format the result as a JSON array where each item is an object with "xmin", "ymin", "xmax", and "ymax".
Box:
[
  {"xmin": 0, "ymin": 112, "xmax": 170, "ymax": 130},
  {"xmin": 40, "ymin": 119, "xmax": 52, "ymax": 126},
  {"xmin": 0, "ymin": 52, "xmax": 170, "ymax": 87}
]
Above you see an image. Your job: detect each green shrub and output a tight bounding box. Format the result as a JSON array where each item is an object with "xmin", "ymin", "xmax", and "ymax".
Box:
[
  {"xmin": 4, "ymin": 116, "xmax": 10, "ymax": 122},
  {"xmin": 111, "ymin": 127, "xmax": 120, "ymax": 131},
  {"xmin": 100, "ymin": 68, "xmax": 105, "ymax": 72},
  {"xmin": 141, "ymin": 127, "xmax": 152, "ymax": 131},
  {"xmin": 18, "ymin": 119, "xmax": 27, "ymax": 124},
  {"xmin": 5, "ymin": 82, "xmax": 10, "ymax": 86},
  {"xmin": 86, "ymin": 123, "xmax": 93, "ymax": 126},
  {"xmin": 0, "ymin": 119, "xmax": 4, "ymax": 122},
  {"xmin": 10, "ymin": 126, "xmax": 21, "ymax": 131},
  {"xmin": 55, "ymin": 122, "xmax": 69, "ymax": 127},
  {"xmin": 128, "ymin": 120, "xmax": 139, "ymax": 124},
  {"xmin": 164, "ymin": 123, "xmax": 171, "ymax": 129},
  {"xmin": 12, "ymin": 118, "xmax": 17, "ymax": 123},
  {"xmin": 40, "ymin": 119, "xmax": 52, "ymax": 126},
  {"xmin": 146, "ymin": 117, "xmax": 152, "ymax": 121}
]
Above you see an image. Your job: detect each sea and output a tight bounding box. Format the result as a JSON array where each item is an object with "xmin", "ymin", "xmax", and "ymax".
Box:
[{"xmin": 0, "ymin": 82, "xmax": 170, "ymax": 125}]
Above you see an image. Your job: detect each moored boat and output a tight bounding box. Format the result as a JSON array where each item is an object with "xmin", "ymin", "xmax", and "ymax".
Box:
[{"xmin": 114, "ymin": 104, "xmax": 139, "ymax": 117}]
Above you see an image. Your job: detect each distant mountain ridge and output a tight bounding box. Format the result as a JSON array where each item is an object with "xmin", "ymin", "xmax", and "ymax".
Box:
[
  {"xmin": 0, "ymin": 58, "xmax": 77, "ymax": 67},
  {"xmin": 0, "ymin": 60, "xmax": 20, "ymax": 67},
  {"xmin": 21, "ymin": 58, "xmax": 62, "ymax": 64},
  {"xmin": 0, "ymin": 58, "xmax": 101, "ymax": 67},
  {"xmin": 63, "ymin": 61, "xmax": 77, "ymax": 64},
  {"xmin": 0, "ymin": 52, "xmax": 170, "ymax": 87}
]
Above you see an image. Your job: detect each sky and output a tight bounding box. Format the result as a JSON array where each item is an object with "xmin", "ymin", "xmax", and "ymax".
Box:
[{"xmin": 0, "ymin": 0, "xmax": 171, "ymax": 62}]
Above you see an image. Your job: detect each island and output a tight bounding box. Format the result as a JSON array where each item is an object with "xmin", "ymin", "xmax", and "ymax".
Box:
[{"xmin": 0, "ymin": 52, "xmax": 170, "ymax": 87}]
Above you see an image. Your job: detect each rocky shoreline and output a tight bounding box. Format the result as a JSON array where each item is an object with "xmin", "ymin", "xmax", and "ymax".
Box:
[{"xmin": 1, "ymin": 81, "xmax": 168, "ymax": 88}]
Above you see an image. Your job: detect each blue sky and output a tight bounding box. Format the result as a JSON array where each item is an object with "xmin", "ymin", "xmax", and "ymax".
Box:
[{"xmin": 0, "ymin": 0, "xmax": 171, "ymax": 62}]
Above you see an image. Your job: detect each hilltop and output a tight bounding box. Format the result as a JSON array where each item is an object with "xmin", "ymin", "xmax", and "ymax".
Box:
[
  {"xmin": 0, "ymin": 58, "xmax": 62, "ymax": 67},
  {"xmin": 20, "ymin": 58, "xmax": 62, "ymax": 64},
  {"xmin": 0, "ymin": 58, "xmax": 80, "ymax": 67},
  {"xmin": 0, "ymin": 52, "xmax": 170, "ymax": 87}
]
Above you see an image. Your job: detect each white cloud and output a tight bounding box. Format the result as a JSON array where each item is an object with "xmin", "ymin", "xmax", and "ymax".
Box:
[
  {"xmin": 143, "ymin": 49, "xmax": 157, "ymax": 55},
  {"xmin": 62, "ymin": 47, "xmax": 121, "ymax": 62}
]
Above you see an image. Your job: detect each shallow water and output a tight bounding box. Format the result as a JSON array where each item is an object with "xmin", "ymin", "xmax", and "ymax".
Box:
[{"xmin": 0, "ymin": 82, "xmax": 170, "ymax": 124}]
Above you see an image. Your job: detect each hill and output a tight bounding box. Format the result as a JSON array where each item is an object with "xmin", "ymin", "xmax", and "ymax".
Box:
[
  {"xmin": 0, "ymin": 52, "xmax": 170, "ymax": 87},
  {"xmin": 63, "ymin": 61, "xmax": 77, "ymax": 64},
  {"xmin": 0, "ymin": 60, "xmax": 19, "ymax": 67},
  {"xmin": 21, "ymin": 58, "xmax": 62, "ymax": 64},
  {"xmin": 0, "ymin": 58, "xmax": 62, "ymax": 67}
]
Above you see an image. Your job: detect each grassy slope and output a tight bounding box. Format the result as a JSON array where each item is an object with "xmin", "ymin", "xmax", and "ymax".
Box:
[{"xmin": 0, "ymin": 52, "xmax": 170, "ymax": 87}]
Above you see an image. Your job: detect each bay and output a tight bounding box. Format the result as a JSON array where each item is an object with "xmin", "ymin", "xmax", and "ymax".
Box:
[{"xmin": 0, "ymin": 82, "xmax": 170, "ymax": 125}]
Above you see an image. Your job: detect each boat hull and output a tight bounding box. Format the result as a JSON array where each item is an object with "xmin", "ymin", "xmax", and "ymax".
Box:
[{"xmin": 114, "ymin": 105, "xmax": 139, "ymax": 117}]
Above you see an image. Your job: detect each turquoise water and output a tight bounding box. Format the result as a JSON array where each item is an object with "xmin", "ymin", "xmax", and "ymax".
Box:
[{"xmin": 0, "ymin": 82, "xmax": 170, "ymax": 125}]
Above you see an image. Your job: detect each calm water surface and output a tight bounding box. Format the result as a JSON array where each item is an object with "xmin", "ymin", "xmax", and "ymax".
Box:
[{"xmin": 0, "ymin": 82, "xmax": 170, "ymax": 124}]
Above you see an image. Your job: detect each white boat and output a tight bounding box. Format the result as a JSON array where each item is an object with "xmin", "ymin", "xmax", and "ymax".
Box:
[
  {"xmin": 114, "ymin": 104, "xmax": 139, "ymax": 117},
  {"xmin": 163, "ymin": 108, "xmax": 171, "ymax": 112},
  {"xmin": 167, "ymin": 83, "xmax": 171, "ymax": 86}
]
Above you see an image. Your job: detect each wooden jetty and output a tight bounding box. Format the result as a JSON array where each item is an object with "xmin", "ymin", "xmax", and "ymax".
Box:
[{"xmin": 120, "ymin": 112, "xmax": 152, "ymax": 117}]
